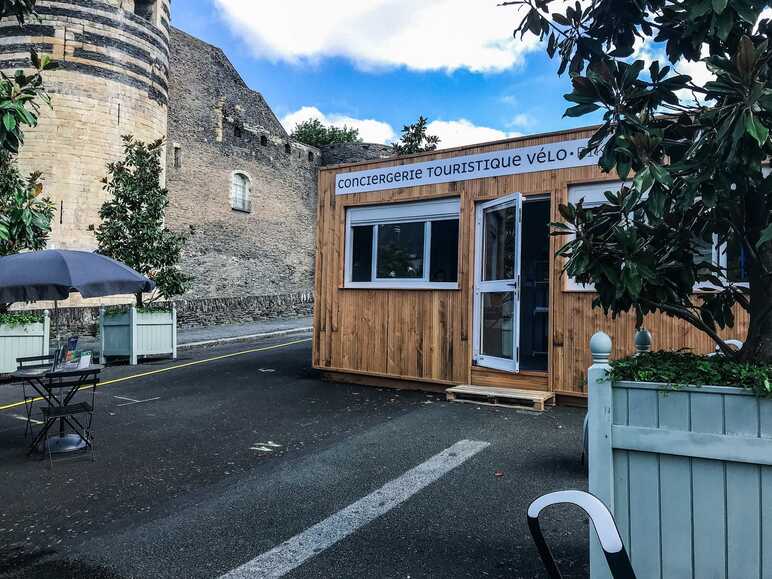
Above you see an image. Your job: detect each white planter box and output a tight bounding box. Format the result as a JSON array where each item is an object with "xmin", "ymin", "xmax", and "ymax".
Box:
[
  {"xmin": 0, "ymin": 311, "xmax": 50, "ymax": 374},
  {"xmin": 99, "ymin": 306, "xmax": 177, "ymax": 365},
  {"xmin": 587, "ymin": 333, "xmax": 772, "ymax": 579}
]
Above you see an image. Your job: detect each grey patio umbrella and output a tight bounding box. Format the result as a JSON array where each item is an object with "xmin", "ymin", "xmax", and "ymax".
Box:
[{"xmin": 0, "ymin": 250, "xmax": 155, "ymax": 303}]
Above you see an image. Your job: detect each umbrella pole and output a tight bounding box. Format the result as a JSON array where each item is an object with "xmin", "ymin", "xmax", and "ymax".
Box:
[{"xmin": 54, "ymin": 300, "xmax": 61, "ymax": 349}]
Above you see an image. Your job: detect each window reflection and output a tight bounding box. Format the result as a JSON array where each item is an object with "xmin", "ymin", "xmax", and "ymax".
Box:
[
  {"xmin": 376, "ymin": 222, "xmax": 425, "ymax": 279},
  {"xmin": 483, "ymin": 204, "xmax": 515, "ymax": 281}
]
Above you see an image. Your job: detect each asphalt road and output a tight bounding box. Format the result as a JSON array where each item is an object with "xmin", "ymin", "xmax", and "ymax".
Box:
[{"xmin": 0, "ymin": 337, "xmax": 589, "ymax": 578}]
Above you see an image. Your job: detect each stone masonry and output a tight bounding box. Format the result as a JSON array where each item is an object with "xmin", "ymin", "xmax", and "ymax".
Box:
[
  {"xmin": 0, "ymin": 2, "xmax": 393, "ymax": 326},
  {"xmin": 165, "ymin": 28, "xmax": 320, "ymax": 298},
  {"xmin": 0, "ymin": 0, "xmax": 171, "ymax": 251}
]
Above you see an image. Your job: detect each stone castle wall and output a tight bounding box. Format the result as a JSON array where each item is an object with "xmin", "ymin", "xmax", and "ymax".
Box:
[
  {"xmin": 319, "ymin": 142, "xmax": 393, "ymax": 166},
  {"xmin": 165, "ymin": 29, "xmax": 320, "ymax": 299},
  {"xmin": 0, "ymin": 0, "xmax": 171, "ymax": 251},
  {"xmin": 0, "ymin": 6, "xmax": 387, "ymax": 324}
]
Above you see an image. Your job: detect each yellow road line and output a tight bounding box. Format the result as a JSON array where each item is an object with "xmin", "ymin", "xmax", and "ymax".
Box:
[{"xmin": 0, "ymin": 337, "xmax": 312, "ymax": 412}]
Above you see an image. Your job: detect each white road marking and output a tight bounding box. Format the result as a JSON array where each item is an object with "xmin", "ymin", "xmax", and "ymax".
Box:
[
  {"xmin": 114, "ymin": 396, "xmax": 139, "ymax": 403},
  {"xmin": 10, "ymin": 414, "xmax": 43, "ymax": 425},
  {"xmin": 252, "ymin": 441, "xmax": 282, "ymax": 448},
  {"xmin": 220, "ymin": 439, "xmax": 490, "ymax": 579},
  {"xmin": 258, "ymin": 368, "xmax": 276, "ymax": 373},
  {"xmin": 115, "ymin": 396, "xmax": 161, "ymax": 407}
]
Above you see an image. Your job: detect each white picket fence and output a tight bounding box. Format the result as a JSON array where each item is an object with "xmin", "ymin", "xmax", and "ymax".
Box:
[
  {"xmin": 0, "ymin": 311, "xmax": 50, "ymax": 374},
  {"xmin": 99, "ymin": 306, "xmax": 177, "ymax": 365}
]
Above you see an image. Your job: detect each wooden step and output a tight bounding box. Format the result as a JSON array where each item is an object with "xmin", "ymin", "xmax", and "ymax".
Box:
[{"xmin": 446, "ymin": 385, "xmax": 555, "ymax": 412}]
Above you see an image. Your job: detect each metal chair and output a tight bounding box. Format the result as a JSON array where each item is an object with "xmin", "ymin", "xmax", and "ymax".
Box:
[
  {"xmin": 527, "ymin": 490, "xmax": 636, "ymax": 579},
  {"xmin": 39, "ymin": 370, "xmax": 98, "ymax": 468},
  {"xmin": 15, "ymin": 354, "xmax": 55, "ymax": 439}
]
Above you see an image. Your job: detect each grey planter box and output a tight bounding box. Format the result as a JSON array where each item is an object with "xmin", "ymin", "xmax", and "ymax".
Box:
[
  {"xmin": 0, "ymin": 311, "xmax": 50, "ymax": 374},
  {"xmin": 588, "ymin": 332, "xmax": 772, "ymax": 579},
  {"xmin": 99, "ymin": 306, "xmax": 177, "ymax": 365}
]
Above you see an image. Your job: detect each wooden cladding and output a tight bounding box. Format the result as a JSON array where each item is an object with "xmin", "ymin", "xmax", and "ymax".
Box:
[{"xmin": 313, "ymin": 127, "xmax": 749, "ymax": 397}]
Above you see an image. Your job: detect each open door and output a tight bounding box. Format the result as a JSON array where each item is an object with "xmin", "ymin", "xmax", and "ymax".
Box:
[{"xmin": 473, "ymin": 193, "xmax": 522, "ymax": 372}]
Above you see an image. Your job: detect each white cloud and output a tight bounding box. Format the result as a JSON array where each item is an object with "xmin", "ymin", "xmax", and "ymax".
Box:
[
  {"xmin": 427, "ymin": 119, "xmax": 521, "ymax": 148},
  {"xmin": 282, "ymin": 107, "xmax": 518, "ymax": 148},
  {"xmin": 282, "ymin": 106, "xmax": 397, "ymax": 144},
  {"xmin": 214, "ymin": 0, "xmax": 540, "ymax": 73},
  {"xmin": 633, "ymin": 37, "xmax": 665, "ymax": 69},
  {"xmin": 509, "ymin": 113, "xmax": 535, "ymax": 129}
]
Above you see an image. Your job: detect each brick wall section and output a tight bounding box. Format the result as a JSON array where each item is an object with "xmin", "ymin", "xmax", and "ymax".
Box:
[
  {"xmin": 32, "ymin": 293, "xmax": 314, "ymax": 337},
  {"xmin": 0, "ymin": 0, "xmax": 171, "ymax": 251},
  {"xmin": 165, "ymin": 28, "xmax": 321, "ymax": 299}
]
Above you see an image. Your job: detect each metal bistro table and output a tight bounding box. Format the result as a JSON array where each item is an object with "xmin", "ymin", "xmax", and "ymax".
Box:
[{"xmin": 12, "ymin": 364, "xmax": 102, "ymax": 455}]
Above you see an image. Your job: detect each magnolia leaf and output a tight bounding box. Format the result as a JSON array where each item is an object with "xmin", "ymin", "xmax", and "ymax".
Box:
[
  {"xmin": 650, "ymin": 164, "xmax": 673, "ymax": 187},
  {"xmin": 2, "ymin": 113, "xmax": 15, "ymax": 132},
  {"xmin": 745, "ymin": 112, "xmax": 769, "ymax": 146},
  {"xmin": 712, "ymin": 0, "xmax": 728, "ymax": 14},
  {"xmin": 736, "ymin": 36, "xmax": 757, "ymax": 79},
  {"xmin": 634, "ymin": 166, "xmax": 655, "ymax": 193},
  {"xmin": 564, "ymin": 103, "xmax": 600, "ymax": 117},
  {"xmin": 757, "ymin": 224, "xmax": 772, "ymax": 249},
  {"xmin": 716, "ymin": 10, "xmax": 733, "ymax": 40},
  {"xmin": 688, "ymin": 0, "xmax": 713, "ymax": 19}
]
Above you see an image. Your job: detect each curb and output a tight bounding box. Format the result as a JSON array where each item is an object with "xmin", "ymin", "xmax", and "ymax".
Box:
[{"xmin": 178, "ymin": 326, "xmax": 313, "ymax": 349}]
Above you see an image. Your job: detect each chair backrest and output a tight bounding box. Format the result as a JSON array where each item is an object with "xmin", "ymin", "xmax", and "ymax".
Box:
[
  {"xmin": 16, "ymin": 354, "xmax": 55, "ymax": 371},
  {"xmin": 527, "ymin": 490, "xmax": 636, "ymax": 579}
]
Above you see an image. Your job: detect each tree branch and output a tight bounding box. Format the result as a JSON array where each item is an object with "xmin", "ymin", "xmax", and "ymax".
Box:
[{"xmin": 640, "ymin": 298, "xmax": 734, "ymax": 356}]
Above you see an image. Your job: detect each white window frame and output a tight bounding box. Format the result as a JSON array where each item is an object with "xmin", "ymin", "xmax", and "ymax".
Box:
[
  {"xmin": 565, "ymin": 180, "xmax": 753, "ymax": 293},
  {"xmin": 700, "ymin": 167, "xmax": 771, "ymax": 289},
  {"xmin": 231, "ymin": 171, "xmax": 252, "ymax": 213},
  {"xmin": 695, "ymin": 238, "xmax": 750, "ymax": 291},
  {"xmin": 472, "ymin": 193, "xmax": 523, "ymax": 373},
  {"xmin": 564, "ymin": 181, "xmax": 631, "ymax": 292},
  {"xmin": 344, "ymin": 198, "xmax": 461, "ymax": 290}
]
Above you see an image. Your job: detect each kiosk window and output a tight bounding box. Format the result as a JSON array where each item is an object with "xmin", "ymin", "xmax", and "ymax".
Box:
[
  {"xmin": 566, "ymin": 181, "xmax": 750, "ymax": 291},
  {"xmin": 376, "ymin": 222, "xmax": 425, "ymax": 279},
  {"xmin": 345, "ymin": 199, "xmax": 460, "ymax": 289},
  {"xmin": 351, "ymin": 226, "xmax": 374, "ymax": 282}
]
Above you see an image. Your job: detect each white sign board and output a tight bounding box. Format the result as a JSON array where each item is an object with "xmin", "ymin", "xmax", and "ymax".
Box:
[{"xmin": 335, "ymin": 137, "xmax": 599, "ymax": 196}]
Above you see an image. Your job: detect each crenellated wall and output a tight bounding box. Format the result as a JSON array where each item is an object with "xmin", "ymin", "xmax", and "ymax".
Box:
[
  {"xmin": 165, "ymin": 28, "xmax": 322, "ymax": 299},
  {"xmin": 0, "ymin": 7, "xmax": 392, "ymax": 322}
]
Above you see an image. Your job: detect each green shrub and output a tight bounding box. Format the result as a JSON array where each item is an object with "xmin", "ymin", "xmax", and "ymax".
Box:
[
  {"xmin": 103, "ymin": 304, "xmax": 172, "ymax": 317},
  {"xmin": 609, "ymin": 351, "xmax": 772, "ymax": 395},
  {"xmin": 0, "ymin": 311, "xmax": 43, "ymax": 327}
]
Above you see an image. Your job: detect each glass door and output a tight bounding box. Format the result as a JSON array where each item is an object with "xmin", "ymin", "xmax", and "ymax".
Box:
[{"xmin": 473, "ymin": 193, "xmax": 522, "ymax": 372}]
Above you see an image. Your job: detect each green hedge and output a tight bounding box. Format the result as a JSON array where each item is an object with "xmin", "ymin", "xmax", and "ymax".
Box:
[
  {"xmin": 103, "ymin": 305, "xmax": 172, "ymax": 317},
  {"xmin": 609, "ymin": 351, "xmax": 772, "ymax": 396},
  {"xmin": 0, "ymin": 312, "xmax": 44, "ymax": 327}
]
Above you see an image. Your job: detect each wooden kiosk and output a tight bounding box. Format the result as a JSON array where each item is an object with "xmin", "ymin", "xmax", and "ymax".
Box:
[{"xmin": 313, "ymin": 126, "xmax": 748, "ymax": 406}]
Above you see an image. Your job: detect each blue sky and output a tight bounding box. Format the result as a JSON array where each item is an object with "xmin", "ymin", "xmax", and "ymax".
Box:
[{"xmin": 172, "ymin": 0, "xmax": 602, "ymax": 148}]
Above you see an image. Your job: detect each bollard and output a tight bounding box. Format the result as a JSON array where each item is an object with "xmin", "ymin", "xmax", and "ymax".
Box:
[{"xmin": 634, "ymin": 327, "xmax": 652, "ymax": 356}]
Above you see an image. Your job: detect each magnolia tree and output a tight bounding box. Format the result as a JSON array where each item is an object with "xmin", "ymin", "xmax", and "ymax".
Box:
[
  {"xmin": 506, "ymin": 0, "xmax": 772, "ymax": 362},
  {"xmin": 0, "ymin": 0, "xmax": 54, "ymax": 154},
  {"xmin": 95, "ymin": 136, "xmax": 190, "ymax": 307},
  {"xmin": 0, "ymin": 0, "xmax": 56, "ymax": 314},
  {"xmin": 0, "ymin": 151, "xmax": 53, "ymax": 314}
]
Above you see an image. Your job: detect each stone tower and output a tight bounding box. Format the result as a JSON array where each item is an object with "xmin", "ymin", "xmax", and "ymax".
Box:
[{"xmin": 0, "ymin": 0, "xmax": 171, "ymax": 250}]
